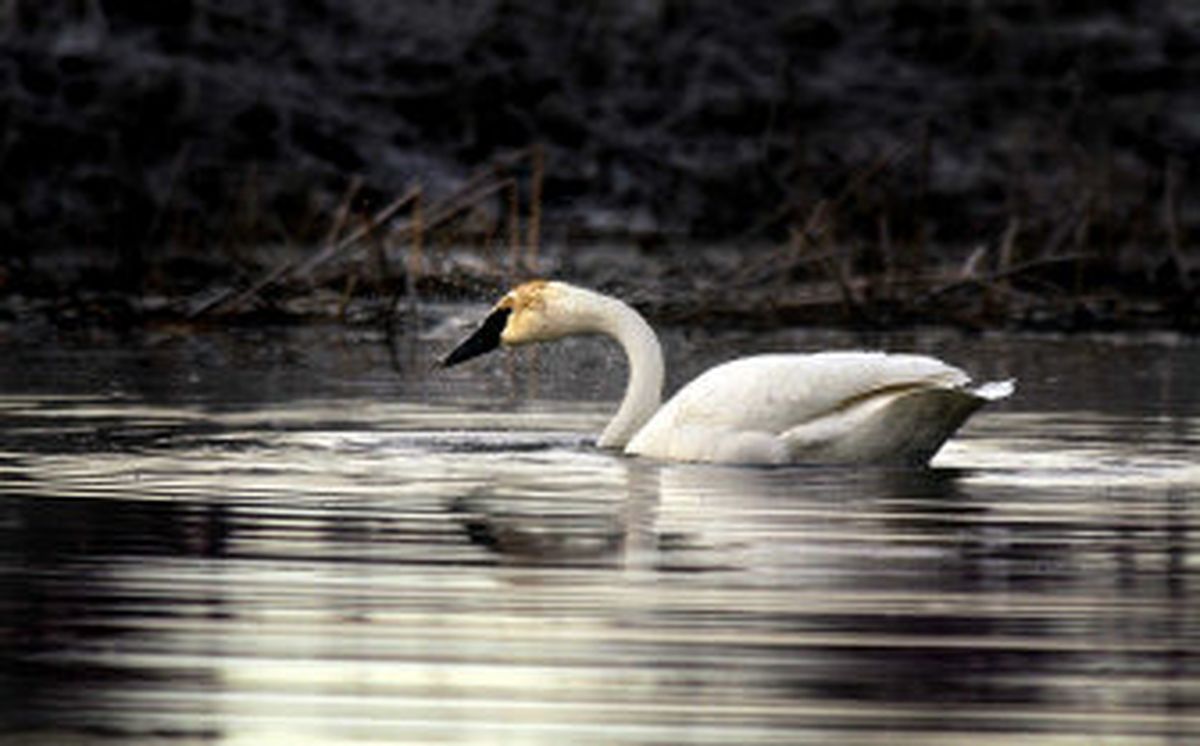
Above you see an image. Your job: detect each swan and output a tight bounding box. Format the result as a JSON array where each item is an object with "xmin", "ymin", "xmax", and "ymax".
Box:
[{"xmin": 440, "ymin": 280, "xmax": 1014, "ymax": 465}]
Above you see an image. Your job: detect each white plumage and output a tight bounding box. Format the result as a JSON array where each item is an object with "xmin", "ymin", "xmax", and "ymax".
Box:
[
  {"xmin": 628, "ymin": 352, "xmax": 1012, "ymax": 464},
  {"xmin": 442, "ymin": 281, "xmax": 1014, "ymax": 466}
]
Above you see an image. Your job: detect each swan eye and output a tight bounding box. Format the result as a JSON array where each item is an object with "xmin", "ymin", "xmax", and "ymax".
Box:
[{"xmin": 441, "ymin": 307, "xmax": 511, "ymax": 367}]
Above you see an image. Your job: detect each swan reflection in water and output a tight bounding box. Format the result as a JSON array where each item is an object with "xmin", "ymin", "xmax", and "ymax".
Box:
[
  {"xmin": 443, "ymin": 457, "xmax": 1082, "ymax": 721},
  {"xmin": 447, "ymin": 456, "xmax": 976, "ymax": 572}
]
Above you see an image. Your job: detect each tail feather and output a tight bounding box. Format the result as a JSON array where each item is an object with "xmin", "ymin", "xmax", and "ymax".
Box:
[{"xmin": 972, "ymin": 379, "xmax": 1016, "ymax": 401}]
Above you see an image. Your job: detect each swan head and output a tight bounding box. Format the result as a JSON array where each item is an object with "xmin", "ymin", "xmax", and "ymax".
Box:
[{"xmin": 442, "ymin": 280, "xmax": 574, "ymax": 367}]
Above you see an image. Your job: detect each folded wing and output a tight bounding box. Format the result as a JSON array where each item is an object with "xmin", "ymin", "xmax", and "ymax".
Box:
[{"xmin": 625, "ymin": 352, "xmax": 1012, "ymax": 465}]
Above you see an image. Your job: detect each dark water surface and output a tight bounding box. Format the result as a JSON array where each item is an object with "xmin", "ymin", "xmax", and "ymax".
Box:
[{"xmin": 2, "ymin": 318, "xmax": 1197, "ymax": 744}]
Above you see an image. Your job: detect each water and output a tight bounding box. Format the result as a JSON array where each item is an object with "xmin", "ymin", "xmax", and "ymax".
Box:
[{"xmin": 1, "ymin": 318, "xmax": 1198, "ymax": 745}]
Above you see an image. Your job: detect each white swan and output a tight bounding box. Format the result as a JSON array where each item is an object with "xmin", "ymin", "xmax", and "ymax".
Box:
[{"xmin": 441, "ymin": 280, "xmax": 1014, "ymax": 465}]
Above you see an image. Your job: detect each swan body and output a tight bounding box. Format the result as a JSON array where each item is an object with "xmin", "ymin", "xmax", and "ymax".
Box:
[{"xmin": 441, "ymin": 280, "xmax": 1013, "ymax": 465}]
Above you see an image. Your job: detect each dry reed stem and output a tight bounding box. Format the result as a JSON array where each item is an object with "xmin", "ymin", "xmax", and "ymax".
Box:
[
  {"xmin": 149, "ymin": 144, "xmax": 191, "ymax": 252},
  {"xmin": 823, "ymin": 225, "xmax": 866, "ymax": 318},
  {"xmin": 456, "ymin": 144, "xmax": 545, "ymax": 277},
  {"xmin": 959, "ymin": 245, "xmax": 988, "ymax": 280},
  {"xmin": 877, "ymin": 212, "xmax": 893, "ymax": 294},
  {"xmin": 913, "ymin": 122, "xmax": 931, "ymax": 273},
  {"xmin": 367, "ymin": 214, "xmax": 390, "ymax": 293},
  {"xmin": 322, "ymin": 176, "xmax": 363, "ymax": 248},
  {"xmin": 337, "ymin": 273, "xmax": 358, "ymax": 322},
  {"xmin": 527, "ymin": 144, "xmax": 544, "ymax": 270},
  {"xmin": 507, "ymin": 177, "xmax": 521, "ymax": 278},
  {"xmin": 920, "ymin": 252, "xmax": 1087, "ymax": 303},
  {"xmin": 193, "ymin": 146, "xmax": 547, "ymax": 318},
  {"xmin": 774, "ymin": 199, "xmax": 832, "ymax": 291},
  {"xmin": 1164, "ymin": 156, "xmax": 1190, "ymax": 291},
  {"xmin": 220, "ymin": 164, "xmax": 260, "ymax": 260},
  {"xmin": 191, "ymin": 185, "xmax": 422, "ymax": 316},
  {"xmin": 730, "ymin": 143, "xmax": 906, "ymax": 308},
  {"xmin": 296, "ymin": 186, "xmax": 421, "ymax": 277},
  {"xmin": 406, "ymin": 188, "xmax": 424, "ymax": 315},
  {"xmin": 420, "ymin": 176, "xmax": 516, "ymax": 240},
  {"xmin": 998, "ymin": 215, "xmax": 1019, "ymax": 274}
]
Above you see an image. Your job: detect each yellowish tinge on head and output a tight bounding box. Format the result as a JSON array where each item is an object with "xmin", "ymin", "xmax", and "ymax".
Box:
[
  {"xmin": 495, "ymin": 279, "xmax": 561, "ymax": 345},
  {"xmin": 496, "ymin": 279, "xmax": 549, "ymax": 311}
]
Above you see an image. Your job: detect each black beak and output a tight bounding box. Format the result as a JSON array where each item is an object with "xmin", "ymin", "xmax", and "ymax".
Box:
[{"xmin": 441, "ymin": 307, "xmax": 511, "ymax": 368}]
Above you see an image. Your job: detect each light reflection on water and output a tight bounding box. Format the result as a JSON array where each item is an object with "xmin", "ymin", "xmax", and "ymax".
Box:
[{"xmin": 1, "ymin": 326, "xmax": 1198, "ymax": 744}]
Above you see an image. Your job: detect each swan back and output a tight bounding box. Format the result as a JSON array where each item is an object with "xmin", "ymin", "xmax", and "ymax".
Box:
[
  {"xmin": 625, "ymin": 352, "xmax": 1007, "ymax": 465},
  {"xmin": 636, "ymin": 352, "xmax": 967, "ymax": 431}
]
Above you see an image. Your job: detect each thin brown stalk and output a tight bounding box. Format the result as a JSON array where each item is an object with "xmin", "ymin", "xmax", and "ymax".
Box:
[
  {"xmin": 322, "ymin": 176, "xmax": 364, "ymax": 248},
  {"xmin": 913, "ymin": 121, "xmax": 931, "ymax": 272},
  {"xmin": 877, "ymin": 212, "xmax": 893, "ymax": 295},
  {"xmin": 192, "ymin": 148, "xmax": 542, "ymax": 319},
  {"xmin": 527, "ymin": 144, "xmax": 544, "ymax": 271},
  {"xmin": 192, "ymin": 185, "xmax": 421, "ymax": 316},
  {"xmin": 337, "ymin": 273, "xmax": 358, "ymax": 323},
  {"xmin": 367, "ymin": 215, "xmax": 391, "ymax": 294},
  {"xmin": 406, "ymin": 189, "xmax": 424, "ymax": 315},
  {"xmin": 507, "ymin": 178, "xmax": 521, "ymax": 278},
  {"xmin": 829, "ymin": 234, "xmax": 864, "ymax": 318},
  {"xmin": 296, "ymin": 186, "xmax": 422, "ymax": 278},
  {"xmin": 148, "ymin": 144, "xmax": 191, "ymax": 251},
  {"xmin": 920, "ymin": 253, "xmax": 1088, "ymax": 302},
  {"xmin": 772, "ymin": 199, "xmax": 831, "ymax": 290},
  {"xmin": 830, "ymin": 143, "xmax": 910, "ymax": 215},
  {"xmin": 1164, "ymin": 156, "xmax": 1191, "ymax": 291},
  {"xmin": 219, "ymin": 164, "xmax": 260, "ymax": 260},
  {"xmin": 998, "ymin": 215, "xmax": 1020, "ymax": 275}
]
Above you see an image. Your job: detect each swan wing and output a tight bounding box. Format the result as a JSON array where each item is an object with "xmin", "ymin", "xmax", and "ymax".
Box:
[{"xmin": 626, "ymin": 352, "xmax": 1009, "ymax": 464}]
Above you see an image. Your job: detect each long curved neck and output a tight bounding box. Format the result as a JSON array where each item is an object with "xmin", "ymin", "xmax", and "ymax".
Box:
[{"xmin": 571, "ymin": 288, "xmax": 664, "ymax": 449}]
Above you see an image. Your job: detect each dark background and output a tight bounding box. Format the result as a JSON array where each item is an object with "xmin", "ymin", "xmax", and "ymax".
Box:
[{"xmin": 1, "ymin": 0, "xmax": 1196, "ymax": 320}]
